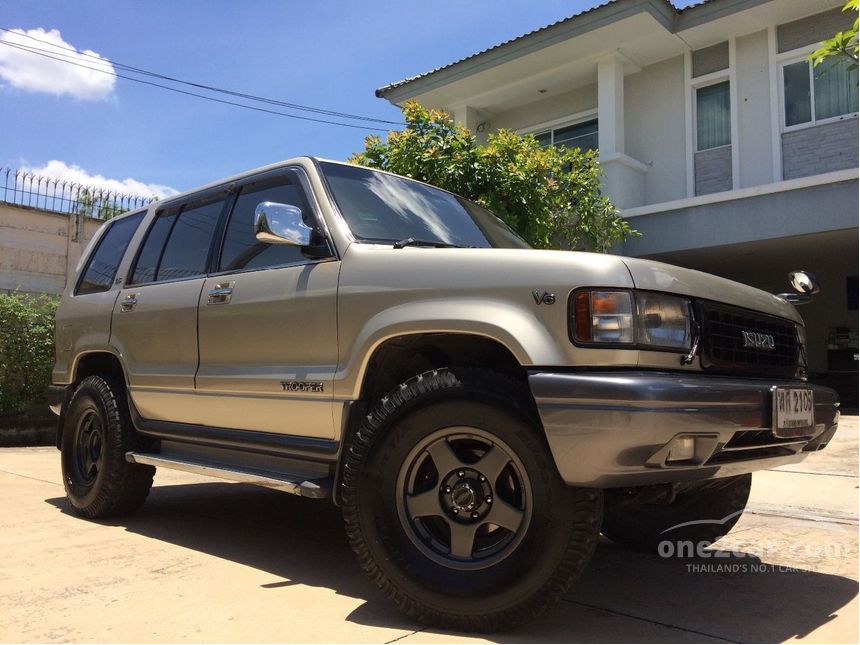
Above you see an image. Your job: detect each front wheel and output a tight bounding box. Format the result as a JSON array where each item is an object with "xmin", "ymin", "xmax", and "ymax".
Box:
[{"xmin": 341, "ymin": 368, "xmax": 601, "ymax": 632}]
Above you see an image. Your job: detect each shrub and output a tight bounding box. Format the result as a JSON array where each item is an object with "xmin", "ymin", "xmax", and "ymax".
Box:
[
  {"xmin": 349, "ymin": 101, "xmax": 638, "ymax": 251},
  {"xmin": 0, "ymin": 293, "xmax": 58, "ymax": 414}
]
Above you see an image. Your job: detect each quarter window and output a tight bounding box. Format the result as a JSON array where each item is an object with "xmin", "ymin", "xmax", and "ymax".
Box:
[
  {"xmin": 533, "ymin": 118, "xmax": 599, "ymax": 151},
  {"xmin": 77, "ymin": 212, "xmax": 143, "ymax": 295},
  {"xmin": 696, "ymin": 81, "xmax": 731, "ymax": 150},
  {"xmin": 783, "ymin": 58, "xmax": 858, "ymax": 128},
  {"xmin": 218, "ymin": 174, "xmax": 316, "ymax": 272}
]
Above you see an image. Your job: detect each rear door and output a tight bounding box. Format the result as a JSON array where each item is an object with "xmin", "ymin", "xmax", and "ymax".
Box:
[
  {"xmin": 57, "ymin": 213, "xmax": 145, "ymax": 380},
  {"xmin": 111, "ymin": 193, "xmax": 229, "ymax": 422},
  {"xmin": 194, "ymin": 168, "xmax": 339, "ymax": 439}
]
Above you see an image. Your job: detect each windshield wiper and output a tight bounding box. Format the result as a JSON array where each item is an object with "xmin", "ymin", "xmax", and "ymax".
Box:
[{"xmin": 393, "ymin": 237, "xmax": 462, "ymax": 249}]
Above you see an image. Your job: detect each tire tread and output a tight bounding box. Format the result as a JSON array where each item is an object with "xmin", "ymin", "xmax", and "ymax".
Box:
[
  {"xmin": 63, "ymin": 375, "xmax": 154, "ymax": 518},
  {"xmin": 340, "ymin": 367, "xmax": 600, "ymax": 632}
]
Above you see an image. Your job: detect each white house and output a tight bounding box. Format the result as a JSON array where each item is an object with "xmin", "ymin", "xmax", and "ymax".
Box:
[{"xmin": 376, "ymin": 0, "xmax": 859, "ymax": 407}]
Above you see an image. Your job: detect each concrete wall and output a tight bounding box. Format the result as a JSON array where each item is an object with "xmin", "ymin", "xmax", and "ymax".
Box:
[
  {"xmin": 625, "ymin": 55, "xmax": 688, "ymax": 204},
  {"xmin": 491, "ymin": 83, "xmax": 598, "ymax": 133},
  {"xmin": 0, "ymin": 203, "xmax": 101, "ymax": 295},
  {"xmin": 692, "ymin": 41, "xmax": 729, "ymax": 77},
  {"xmin": 778, "ymin": 7, "xmax": 853, "ymax": 53},
  {"xmin": 783, "ymin": 118, "xmax": 860, "ymax": 180},
  {"xmin": 620, "ymin": 178, "xmax": 858, "ymax": 257},
  {"xmin": 735, "ymin": 29, "xmax": 775, "ymax": 188},
  {"xmin": 694, "ymin": 146, "xmax": 733, "ymax": 195}
]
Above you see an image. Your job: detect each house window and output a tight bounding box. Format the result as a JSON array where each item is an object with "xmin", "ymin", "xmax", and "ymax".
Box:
[
  {"xmin": 782, "ymin": 57, "xmax": 858, "ymax": 128},
  {"xmin": 534, "ymin": 118, "xmax": 599, "ymax": 151},
  {"xmin": 696, "ymin": 80, "xmax": 731, "ymax": 150}
]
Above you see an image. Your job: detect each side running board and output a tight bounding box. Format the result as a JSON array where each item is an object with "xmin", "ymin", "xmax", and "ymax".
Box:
[{"xmin": 125, "ymin": 452, "xmax": 331, "ymax": 499}]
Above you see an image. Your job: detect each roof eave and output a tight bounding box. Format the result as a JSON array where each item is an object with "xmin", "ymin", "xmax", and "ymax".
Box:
[{"xmin": 375, "ymin": 0, "xmax": 678, "ymax": 104}]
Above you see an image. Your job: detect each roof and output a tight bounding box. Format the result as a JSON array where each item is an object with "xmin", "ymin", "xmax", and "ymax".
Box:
[{"xmin": 375, "ymin": 0, "xmax": 749, "ymax": 101}]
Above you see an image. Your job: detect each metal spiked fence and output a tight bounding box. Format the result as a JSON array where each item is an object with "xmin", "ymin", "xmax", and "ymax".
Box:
[{"xmin": 1, "ymin": 167, "xmax": 154, "ymax": 220}]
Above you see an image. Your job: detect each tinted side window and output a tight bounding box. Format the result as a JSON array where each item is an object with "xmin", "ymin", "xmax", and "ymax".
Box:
[
  {"xmin": 158, "ymin": 198, "xmax": 225, "ymax": 281},
  {"xmin": 77, "ymin": 213, "xmax": 144, "ymax": 295},
  {"xmin": 219, "ymin": 174, "xmax": 316, "ymax": 272},
  {"xmin": 130, "ymin": 209, "xmax": 177, "ymax": 284}
]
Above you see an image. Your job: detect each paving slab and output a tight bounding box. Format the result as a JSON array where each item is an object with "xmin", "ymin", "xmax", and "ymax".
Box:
[{"xmin": 0, "ymin": 418, "xmax": 856, "ymax": 643}]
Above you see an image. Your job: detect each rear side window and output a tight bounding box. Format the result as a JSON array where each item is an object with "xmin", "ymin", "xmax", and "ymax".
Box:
[
  {"xmin": 130, "ymin": 209, "xmax": 178, "ymax": 284},
  {"xmin": 219, "ymin": 174, "xmax": 316, "ymax": 273},
  {"xmin": 131, "ymin": 197, "xmax": 225, "ymax": 283},
  {"xmin": 159, "ymin": 199, "xmax": 224, "ymax": 280},
  {"xmin": 77, "ymin": 213, "xmax": 144, "ymax": 295}
]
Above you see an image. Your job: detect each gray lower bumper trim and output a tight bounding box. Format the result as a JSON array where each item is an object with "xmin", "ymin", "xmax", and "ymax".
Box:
[{"xmin": 528, "ymin": 370, "xmax": 840, "ymax": 488}]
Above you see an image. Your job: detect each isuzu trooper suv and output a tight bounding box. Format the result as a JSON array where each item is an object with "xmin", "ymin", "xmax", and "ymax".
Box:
[{"xmin": 48, "ymin": 157, "xmax": 840, "ymax": 631}]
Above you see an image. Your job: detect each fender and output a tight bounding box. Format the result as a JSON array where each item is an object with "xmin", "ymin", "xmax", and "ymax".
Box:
[{"xmin": 332, "ymin": 297, "xmax": 568, "ymax": 400}]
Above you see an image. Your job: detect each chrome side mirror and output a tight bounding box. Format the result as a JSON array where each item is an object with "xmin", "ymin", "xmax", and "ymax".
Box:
[
  {"xmin": 789, "ymin": 270, "xmax": 820, "ymax": 295},
  {"xmin": 777, "ymin": 270, "xmax": 820, "ymax": 305},
  {"xmin": 254, "ymin": 202, "xmax": 312, "ymax": 246}
]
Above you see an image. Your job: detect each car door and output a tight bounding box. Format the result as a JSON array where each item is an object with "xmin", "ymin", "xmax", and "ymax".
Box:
[
  {"xmin": 58, "ymin": 212, "xmax": 145, "ymax": 381},
  {"xmin": 111, "ymin": 193, "xmax": 228, "ymax": 423},
  {"xmin": 194, "ymin": 168, "xmax": 339, "ymax": 439}
]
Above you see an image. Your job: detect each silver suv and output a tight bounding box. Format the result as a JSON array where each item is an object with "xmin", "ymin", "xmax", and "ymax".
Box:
[{"xmin": 48, "ymin": 158, "xmax": 840, "ymax": 630}]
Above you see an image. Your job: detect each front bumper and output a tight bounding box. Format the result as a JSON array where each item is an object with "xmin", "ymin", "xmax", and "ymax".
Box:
[{"xmin": 529, "ymin": 370, "xmax": 839, "ymax": 488}]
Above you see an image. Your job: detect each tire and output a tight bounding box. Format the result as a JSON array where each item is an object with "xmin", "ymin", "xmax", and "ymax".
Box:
[
  {"xmin": 61, "ymin": 375, "xmax": 155, "ymax": 518},
  {"xmin": 341, "ymin": 367, "xmax": 602, "ymax": 632},
  {"xmin": 602, "ymin": 474, "xmax": 752, "ymax": 553}
]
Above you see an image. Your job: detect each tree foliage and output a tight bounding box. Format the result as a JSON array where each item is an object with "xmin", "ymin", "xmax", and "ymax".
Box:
[
  {"xmin": 0, "ymin": 292, "xmax": 58, "ymax": 414},
  {"xmin": 349, "ymin": 101, "xmax": 637, "ymax": 252},
  {"xmin": 76, "ymin": 188, "xmax": 127, "ymax": 220},
  {"xmin": 809, "ymin": 0, "xmax": 858, "ymax": 68}
]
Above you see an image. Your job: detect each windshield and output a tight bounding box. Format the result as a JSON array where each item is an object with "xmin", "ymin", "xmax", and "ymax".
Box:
[{"xmin": 319, "ymin": 162, "xmax": 531, "ymax": 249}]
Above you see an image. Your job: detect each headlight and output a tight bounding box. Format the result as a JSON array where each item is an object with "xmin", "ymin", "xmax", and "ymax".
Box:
[
  {"xmin": 571, "ymin": 289, "xmax": 693, "ymax": 350},
  {"xmin": 635, "ymin": 292, "xmax": 694, "ymax": 350},
  {"xmin": 572, "ymin": 290, "xmax": 634, "ymax": 344}
]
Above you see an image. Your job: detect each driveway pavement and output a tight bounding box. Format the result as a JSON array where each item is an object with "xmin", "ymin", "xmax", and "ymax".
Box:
[{"xmin": 1, "ymin": 418, "xmax": 856, "ymax": 643}]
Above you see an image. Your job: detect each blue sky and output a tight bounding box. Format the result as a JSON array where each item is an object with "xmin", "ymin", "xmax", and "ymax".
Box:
[{"xmin": 1, "ymin": 0, "xmax": 697, "ymax": 195}]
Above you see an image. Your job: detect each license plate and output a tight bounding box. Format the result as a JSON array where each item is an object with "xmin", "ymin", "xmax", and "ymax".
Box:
[{"xmin": 772, "ymin": 387, "xmax": 814, "ymax": 438}]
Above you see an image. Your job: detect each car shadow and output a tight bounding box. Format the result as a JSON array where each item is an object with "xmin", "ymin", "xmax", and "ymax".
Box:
[{"xmin": 46, "ymin": 482, "xmax": 858, "ymax": 643}]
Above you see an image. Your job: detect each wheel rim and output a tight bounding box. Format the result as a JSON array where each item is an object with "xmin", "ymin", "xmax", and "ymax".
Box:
[
  {"xmin": 395, "ymin": 427, "xmax": 533, "ymax": 571},
  {"xmin": 72, "ymin": 408, "xmax": 104, "ymax": 485}
]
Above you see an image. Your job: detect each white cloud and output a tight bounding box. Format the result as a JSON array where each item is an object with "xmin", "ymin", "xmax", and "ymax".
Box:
[
  {"xmin": 22, "ymin": 160, "xmax": 178, "ymax": 200},
  {"xmin": 0, "ymin": 28, "xmax": 115, "ymax": 100}
]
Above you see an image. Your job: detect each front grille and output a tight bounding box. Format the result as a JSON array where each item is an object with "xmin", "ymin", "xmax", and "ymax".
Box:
[{"xmin": 700, "ymin": 303, "xmax": 799, "ymax": 378}]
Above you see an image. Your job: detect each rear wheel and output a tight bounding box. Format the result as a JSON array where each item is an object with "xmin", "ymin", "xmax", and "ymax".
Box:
[
  {"xmin": 61, "ymin": 375, "xmax": 155, "ymax": 518},
  {"xmin": 602, "ymin": 474, "xmax": 752, "ymax": 553},
  {"xmin": 341, "ymin": 368, "xmax": 601, "ymax": 632}
]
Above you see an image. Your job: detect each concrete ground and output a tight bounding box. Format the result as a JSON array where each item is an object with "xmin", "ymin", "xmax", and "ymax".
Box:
[{"xmin": 1, "ymin": 419, "xmax": 856, "ymax": 644}]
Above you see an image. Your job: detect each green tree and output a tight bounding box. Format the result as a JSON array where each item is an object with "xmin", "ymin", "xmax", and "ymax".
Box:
[
  {"xmin": 76, "ymin": 188, "xmax": 125, "ymax": 220},
  {"xmin": 349, "ymin": 101, "xmax": 637, "ymax": 252},
  {"xmin": 809, "ymin": 0, "xmax": 858, "ymax": 68},
  {"xmin": 0, "ymin": 293, "xmax": 58, "ymax": 414}
]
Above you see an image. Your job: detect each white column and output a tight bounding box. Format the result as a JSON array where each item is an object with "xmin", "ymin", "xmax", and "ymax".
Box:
[
  {"xmin": 596, "ymin": 53, "xmax": 650, "ymax": 209},
  {"xmin": 597, "ymin": 53, "xmax": 625, "ymax": 156},
  {"xmin": 451, "ymin": 106, "xmax": 478, "ymax": 131},
  {"xmin": 451, "ymin": 105, "xmax": 490, "ymax": 143}
]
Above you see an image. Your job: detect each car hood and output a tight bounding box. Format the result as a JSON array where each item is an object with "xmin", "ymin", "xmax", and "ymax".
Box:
[{"xmin": 621, "ymin": 256, "xmax": 802, "ymax": 324}]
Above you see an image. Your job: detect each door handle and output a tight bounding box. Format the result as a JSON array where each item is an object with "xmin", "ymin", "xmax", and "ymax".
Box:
[
  {"xmin": 207, "ymin": 282, "xmax": 235, "ymax": 305},
  {"xmin": 120, "ymin": 294, "xmax": 139, "ymax": 312}
]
